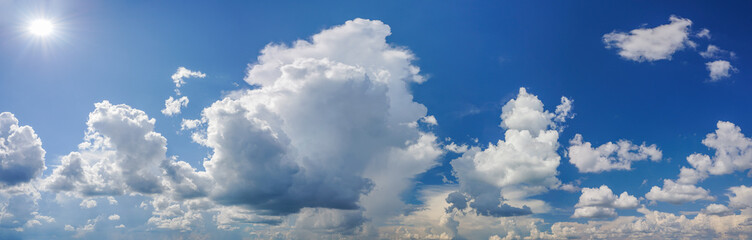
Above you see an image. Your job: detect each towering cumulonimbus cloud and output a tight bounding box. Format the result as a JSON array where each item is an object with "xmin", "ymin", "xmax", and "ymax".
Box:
[{"xmin": 447, "ymin": 88, "xmax": 571, "ymax": 218}]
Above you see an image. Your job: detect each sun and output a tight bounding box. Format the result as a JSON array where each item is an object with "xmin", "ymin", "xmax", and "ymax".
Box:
[{"xmin": 28, "ymin": 19, "xmax": 54, "ymax": 37}]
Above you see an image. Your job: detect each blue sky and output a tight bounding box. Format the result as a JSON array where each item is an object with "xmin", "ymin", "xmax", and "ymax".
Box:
[{"xmin": 1, "ymin": 1, "xmax": 752, "ymax": 239}]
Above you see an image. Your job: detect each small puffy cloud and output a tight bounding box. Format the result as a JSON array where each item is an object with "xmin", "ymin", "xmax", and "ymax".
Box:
[
  {"xmin": 702, "ymin": 204, "xmax": 732, "ymax": 216},
  {"xmin": 728, "ymin": 185, "xmax": 752, "ymax": 209},
  {"xmin": 696, "ymin": 28, "xmax": 711, "ymax": 39},
  {"xmin": 568, "ymin": 134, "xmax": 662, "ymax": 173},
  {"xmin": 646, "ymin": 179, "xmax": 714, "ymax": 204},
  {"xmin": 706, "ymin": 60, "xmax": 736, "ymax": 81},
  {"xmin": 420, "ymin": 115, "xmax": 438, "ymax": 126},
  {"xmin": 449, "ymin": 88, "xmax": 566, "ymax": 218},
  {"xmin": 554, "ymin": 96, "xmax": 574, "ymax": 123},
  {"xmin": 80, "ymin": 199, "xmax": 97, "ymax": 209},
  {"xmin": 559, "ymin": 183, "xmax": 580, "ymax": 192},
  {"xmin": 699, "ymin": 45, "xmax": 733, "ymax": 59},
  {"xmin": 180, "ymin": 118, "xmax": 203, "ymax": 130},
  {"xmin": 498, "ymin": 88, "xmax": 556, "ymax": 134},
  {"xmin": 0, "ymin": 112, "xmax": 46, "ymax": 187},
  {"xmin": 115, "ymin": 224, "xmax": 125, "ymax": 228},
  {"xmin": 171, "ymin": 67, "xmax": 205, "ymax": 88},
  {"xmin": 161, "ymin": 96, "xmax": 189, "ymax": 116},
  {"xmin": 107, "ymin": 196, "xmax": 117, "ymax": 205},
  {"xmin": 572, "ymin": 185, "xmax": 639, "ymax": 218},
  {"xmin": 64, "ymin": 225, "xmax": 75, "ymax": 231},
  {"xmin": 603, "ymin": 16, "xmax": 693, "ymax": 62},
  {"xmin": 444, "ymin": 142, "xmax": 469, "ymax": 153},
  {"xmin": 108, "ymin": 214, "xmax": 120, "ymax": 221},
  {"xmin": 572, "ymin": 206, "xmax": 617, "ymax": 219}
]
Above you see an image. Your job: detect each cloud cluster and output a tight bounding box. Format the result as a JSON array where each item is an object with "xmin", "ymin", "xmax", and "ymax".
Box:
[
  {"xmin": 572, "ymin": 185, "xmax": 639, "ymax": 218},
  {"xmin": 647, "ymin": 121, "xmax": 751, "ymax": 204},
  {"xmin": 603, "ymin": 16, "xmax": 692, "ymax": 62},
  {"xmin": 568, "ymin": 134, "xmax": 661, "ymax": 173},
  {"xmin": 604, "ymin": 16, "xmax": 739, "ymax": 81},
  {"xmin": 447, "ymin": 88, "xmax": 570, "ymax": 218},
  {"xmin": 43, "ymin": 101, "xmax": 211, "ymax": 207}
]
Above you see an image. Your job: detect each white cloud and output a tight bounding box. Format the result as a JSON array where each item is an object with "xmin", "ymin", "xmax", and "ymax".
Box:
[
  {"xmin": 696, "ymin": 28, "xmax": 711, "ymax": 39},
  {"xmin": 686, "ymin": 121, "xmax": 752, "ymax": 176},
  {"xmin": 603, "ymin": 16, "xmax": 693, "ymax": 62},
  {"xmin": 115, "ymin": 224, "xmax": 125, "ymax": 228},
  {"xmin": 568, "ymin": 134, "xmax": 662, "ymax": 173},
  {"xmin": 572, "ymin": 185, "xmax": 639, "ymax": 218},
  {"xmin": 107, "ymin": 196, "xmax": 117, "ymax": 205},
  {"xmin": 702, "ymin": 204, "xmax": 732, "ymax": 216},
  {"xmin": 420, "ymin": 115, "xmax": 438, "ymax": 126},
  {"xmin": 444, "ymin": 142, "xmax": 469, "ymax": 153},
  {"xmin": 554, "ymin": 96, "xmax": 574, "ymax": 123},
  {"xmin": 448, "ymin": 88, "xmax": 567, "ymax": 218},
  {"xmin": 0, "ymin": 112, "xmax": 46, "ymax": 187},
  {"xmin": 559, "ymin": 183, "xmax": 580, "ymax": 192},
  {"xmin": 64, "ymin": 224, "xmax": 74, "ymax": 231},
  {"xmin": 171, "ymin": 67, "xmax": 205, "ymax": 88},
  {"xmin": 699, "ymin": 45, "xmax": 729, "ymax": 58},
  {"xmin": 728, "ymin": 185, "xmax": 752, "ymax": 209},
  {"xmin": 706, "ymin": 60, "xmax": 736, "ymax": 81},
  {"xmin": 80, "ymin": 199, "xmax": 97, "ymax": 209},
  {"xmin": 108, "ymin": 214, "xmax": 120, "ymax": 221},
  {"xmin": 161, "ymin": 96, "xmax": 189, "ymax": 116},
  {"xmin": 180, "ymin": 118, "xmax": 203, "ymax": 130},
  {"xmin": 572, "ymin": 206, "xmax": 617, "ymax": 219},
  {"xmin": 646, "ymin": 179, "xmax": 714, "ymax": 204}
]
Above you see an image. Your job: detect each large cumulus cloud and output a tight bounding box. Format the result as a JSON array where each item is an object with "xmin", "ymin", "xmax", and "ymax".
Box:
[{"xmin": 190, "ymin": 18, "xmax": 442, "ymax": 227}]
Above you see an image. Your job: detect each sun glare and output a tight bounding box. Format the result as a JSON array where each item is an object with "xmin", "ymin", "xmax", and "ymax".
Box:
[{"xmin": 28, "ymin": 19, "xmax": 54, "ymax": 37}]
